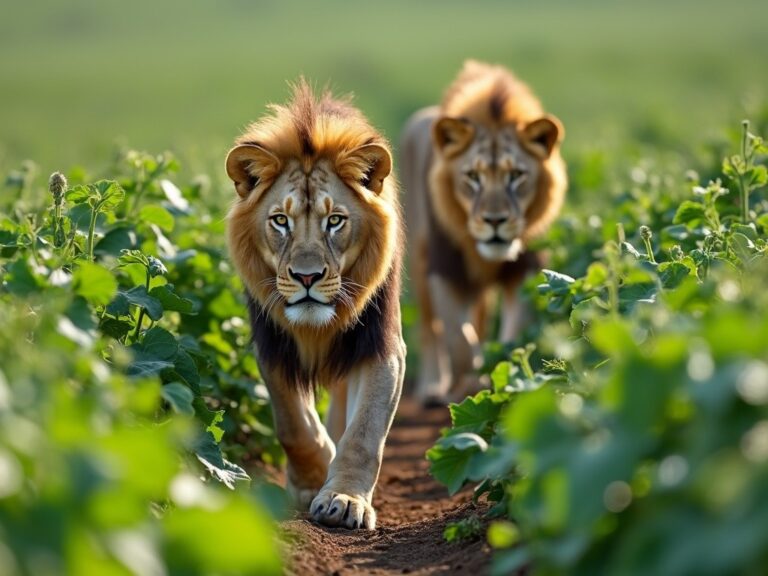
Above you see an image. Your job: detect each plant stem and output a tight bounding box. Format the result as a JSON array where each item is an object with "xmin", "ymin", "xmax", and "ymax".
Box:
[
  {"xmin": 86, "ymin": 204, "xmax": 99, "ymax": 262},
  {"xmin": 642, "ymin": 237, "xmax": 656, "ymax": 264},
  {"xmin": 132, "ymin": 267, "xmax": 152, "ymax": 341},
  {"xmin": 741, "ymin": 120, "xmax": 750, "ymax": 224}
]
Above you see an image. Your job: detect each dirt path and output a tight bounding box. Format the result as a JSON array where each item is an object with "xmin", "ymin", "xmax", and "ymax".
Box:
[{"xmin": 280, "ymin": 398, "xmax": 492, "ymax": 575}]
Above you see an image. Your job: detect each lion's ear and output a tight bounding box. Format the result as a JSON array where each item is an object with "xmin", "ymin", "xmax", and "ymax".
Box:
[
  {"xmin": 225, "ymin": 144, "xmax": 281, "ymax": 199},
  {"xmin": 521, "ymin": 115, "xmax": 564, "ymax": 159},
  {"xmin": 433, "ymin": 117, "xmax": 475, "ymax": 158},
  {"xmin": 341, "ymin": 143, "xmax": 392, "ymax": 195}
]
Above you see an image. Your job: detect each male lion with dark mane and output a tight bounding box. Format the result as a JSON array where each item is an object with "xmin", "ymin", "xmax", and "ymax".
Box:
[
  {"xmin": 401, "ymin": 60, "xmax": 567, "ymax": 404},
  {"xmin": 226, "ymin": 82, "xmax": 405, "ymax": 529}
]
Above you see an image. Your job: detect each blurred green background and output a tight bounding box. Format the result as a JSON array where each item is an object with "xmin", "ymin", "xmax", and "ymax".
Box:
[{"xmin": 1, "ymin": 0, "xmax": 766, "ymax": 182}]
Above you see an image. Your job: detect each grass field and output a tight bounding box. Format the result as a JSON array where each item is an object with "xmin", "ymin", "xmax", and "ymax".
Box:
[{"xmin": 2, "ymin": 0, "xmax": 767, "ymax": 180}]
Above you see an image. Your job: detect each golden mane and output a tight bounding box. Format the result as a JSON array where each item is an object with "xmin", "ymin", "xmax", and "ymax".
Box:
[
  {"xmin": 226, "ymin": 82, "xmax": 403, "ymax": 382},
  {"xmin": 434, "ymin": 60, "xmax": 567, "ymax": 245},
  {"xmin": 235, "ymin": 80, "xmax": 390, "ymax": 187}
]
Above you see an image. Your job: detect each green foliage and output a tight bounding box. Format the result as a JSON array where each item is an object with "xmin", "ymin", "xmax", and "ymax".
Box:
[
  {"xmin": 443, "ymin": 515, "xmax": 483, "ymax": 543},
  {"xmin": 0, "ymin": 153, "xmax": 281, "ymax": 573},
  {"xmin": 428, "ymin": 120, "xmax": 768, "ymax": 575}
]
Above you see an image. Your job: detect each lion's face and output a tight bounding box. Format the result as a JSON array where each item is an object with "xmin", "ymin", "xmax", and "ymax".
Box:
[
  {"xmin": 433, "ymin": 115, "xmax": 563, "ymax": 261},
  {"xmin": 227, "ymin": 140, "xmax": 395, "ymax": 330},
  {"xmin": 253, "ymin": 160, "xmax": 365, "ymax": 326}
]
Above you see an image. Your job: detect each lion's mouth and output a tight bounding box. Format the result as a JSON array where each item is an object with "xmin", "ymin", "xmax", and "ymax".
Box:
[
  {"xmin": 485, "ymin": 235, "xmax": 510, "ymax": 245},
  {"xmin": 285, "ymin": 295, "xmax": 329, "ymax": 306}
]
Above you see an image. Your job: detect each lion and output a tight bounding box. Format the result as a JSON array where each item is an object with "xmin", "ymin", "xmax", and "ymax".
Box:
[
  {"xmin": 400, "ymin": 60, "xmax": 567, "ymax": 404},
  {"xmin": 226, "ymin": 81, "xmax": 405, "ymax": 530}
]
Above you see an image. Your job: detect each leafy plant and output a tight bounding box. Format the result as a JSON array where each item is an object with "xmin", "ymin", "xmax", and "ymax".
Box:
[
  {"xmin": 427, "ymin": 120, "xmax": 768, "ymax": 575},
  {"xmin": 0, "ymin": 152, "xmax": 282, "ymax": 573}
]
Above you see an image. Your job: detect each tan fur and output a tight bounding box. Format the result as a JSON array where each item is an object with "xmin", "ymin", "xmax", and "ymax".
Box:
[
  {"xmin": 401, "ymin": 61, "xmax": 567, "ymax": 402},
  {"xmin": 226, "ymin": 81, "xmax": 405, "ymax": 530}
]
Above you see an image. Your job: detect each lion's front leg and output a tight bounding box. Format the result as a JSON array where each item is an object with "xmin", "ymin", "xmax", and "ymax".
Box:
[
  {"xmin": 310, "ymin": 352, "xmax": 404, "ymax": 529},
  {"xmin": 265, "ymin": 375, "xmax": 336, "ymax": 510}
]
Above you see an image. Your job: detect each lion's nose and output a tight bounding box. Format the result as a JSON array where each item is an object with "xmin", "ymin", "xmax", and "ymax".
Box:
[
  {"xmin": 482, "ymin": 214, "xmax": 509, "ymax": 227},
  {"xmin": 289, "ymin": 268, "xmax": 326, "ymax": 288}
]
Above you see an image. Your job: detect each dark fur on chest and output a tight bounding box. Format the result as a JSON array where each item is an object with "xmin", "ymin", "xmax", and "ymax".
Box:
[{"xmin": 247, "ymin": 263, "xmax": 402, "ymax": 392}]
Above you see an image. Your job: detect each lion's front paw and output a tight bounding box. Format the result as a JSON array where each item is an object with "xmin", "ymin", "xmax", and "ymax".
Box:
[{"xmin": 309, "ymin": 490, "xmax": 376, "ymax": 530}]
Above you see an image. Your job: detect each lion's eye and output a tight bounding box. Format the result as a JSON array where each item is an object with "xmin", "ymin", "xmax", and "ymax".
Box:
[
  {"xmin": 326, "ymin": 214, "xmax": 347, "ymax": 231},
  {"xmin": 465, "ymin": 170, "xmax": 481, "ymax": 185},
  {"xmin": 270, "ymin": 214, "xmax": 289, "ymax": 228},
  {"xmin": 508, "ymin": 168, "xmax": 527, "ymax": 187}
]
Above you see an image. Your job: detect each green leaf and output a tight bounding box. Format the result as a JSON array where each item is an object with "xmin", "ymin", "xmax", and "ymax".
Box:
[
  {"xmin": 427, "ymin": 444, "xmax": 475, "ymax": 495},
  {"xmin": 161, "ymin": 382, "xmax": 195, "ymax": 415},
  {"xmin": 196, "ymin": 453, "xmax": 251, "ymax": 489},
  {"xmin": 539, "ymin": 269, "xmax": 575, "ymax": 295},
  {"xmin": 106, "ymin": 292, "xmax": 131, "ymax": 317},
  {"xmin": 149, "ymin": 284, "xmax": 195, "ymax": 314},
  {"xmin": 167, "ymin": 349, "xmax": 201, "ymax": 392},
  {"xmin": 123, "ymin": 286, "xmax": 164, "ymax": 321},
  {"xmin": 100, "ymin": 318, "xmax": 133, "ymax": 340},
  {"xmin": 658, "ymin": 261, "xmax": 691, "ymax": 289},
  {"xmin": 126, "ymin": 358, "xmax": 175, "ymax": 377},
  {"xmin": 449, "ymin": 392, "xmax": 502, "ymax": 436},
  {"xmin": 730, "ymin": 232, "xmax": 756, "ymax": 264},
  {"xmin": 93, "ymin": 180, "xmax": 125, "ymax": 211},
  {"xmin": 65, "ymin": 185, "xmax": 91, "ymax": 205},
  {"xmin": 488, "ymin": 521, "xmax": 520, "ymax": 549},
  {"xmin": 437, "ymin": 432, "xmax": 489, "ymax": 452},
  {"xmin": 207, "ymin": 410, "xmax": 225, "ymax": 443},
  {"xmin": 140, "ymin": 326, "xmax": 178, "ymax": 360},
  {"xmin": 139, "ymin": 204, "xmax": 175, "ymax": 232},
  {"xmin": 589, "ymin": 318, "xmax": 637, "ymax": 356},
  {"xmin": 4, "ymin": 258, "xmax": 44, "ymax": 295},
  {"xmin": 72, "ymin": 262, "xmax": 117, "ymax": 306},
  {"xmin": 491, "ymin": 361, "xmax": 512, "ymax": 393},
  {"xmin": 673, "ymin": 200, "xmax": 706, "ymax": 226},
  {"xmin": 747, "ymin": 164, "xmax": 768, "ymax": 188},
  {"xmin": 95, "ymin": 226, "xmax": 138, "ymax": 257}
]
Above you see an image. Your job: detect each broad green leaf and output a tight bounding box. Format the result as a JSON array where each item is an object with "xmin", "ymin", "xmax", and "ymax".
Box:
[
  {"xmin": 673, "ymin": 200, "xmax": 706, "ymax": 226},
  {"xmin": 161, "ymin": 382, "xmax": 195, "ymax": 415},
  {"xmin": 207, "ymin": 409, "xmax": 225, "ymax": 443},
  {"xmin": 73, "ymin": 262, "xmax": 117, "ymax": 306},
  {"xmin": 449, "ymin": 392, "xmax": 502, "ymax": 436},
  {"xmin": 437, "ymin": 432, "xmax": 489, "ymax": 452},
  {"xmin": 93, "ymin": 180, "xmax": 125, "ymax": 210},
  {"xmin": 491, "ymin": 361, "xmax": 512, "ymax": 393},
  {"xmin": 139, "ymin": 204, "xmax": 175, "ymax": 232},
  {"xmin": 141, "ymin": 326, "xmax": 178, "ymax": 360},
  {"xmin": 584, "ymin": 262, "xmax": 609, "ymax": 288},
  {"xmin": 126, "ymin": 358, "xmax": 174, "ymax": 377},
  {"xmin": 539, "ymin": 269, "xmax": 575, "ymax": 294},
  {"xmin": 426, "ymin": 444, "xmax": 475, "ymax": 495},
  {"xmin": 164, "ymin": 498, "xmax": 279, "ymax": 574},
  {"xmin": 95, "ymin": 226, "xmax": 138, "ymax": 256},
  {"xmin": 123, "ymin": 286, "xmax": 164, "ymax": 321},
  {"xmin": 590, "ymin": 319, "xmax": 637, "ymax": 356},
  {"xmin": 65, "ymin": 185, "xmax": 91, "ymax": 204},
  {"xmin": 149, "ymin": 284, "xmax": 195, "ymax": 314},
  {"xmin": 658, "ymin": 261, "xmax": 691, "ymax": 289},
  {"xmin": 176, "ymin": 349, "xmax": 201, "ymax": 384},
  {"xmin": 730, "ymin": 232, "xmax": 755, "ymax": 264},
  {"xmin": 196, "ymin": 454, "xmax": 251, "ymax": 489}
]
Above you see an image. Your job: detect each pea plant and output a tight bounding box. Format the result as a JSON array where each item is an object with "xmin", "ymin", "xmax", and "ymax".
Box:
[
  {"xmin": 428, "ymin": 121, "xmax": 768, "ymax": 575},
  {"xmin": 0, "ymin": 152, "xmax": 283, "ymax": 574}
]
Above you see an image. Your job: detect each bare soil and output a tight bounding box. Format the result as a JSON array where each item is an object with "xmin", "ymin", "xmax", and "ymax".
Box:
[{"xmin": 280, "ymin": 398, "xmax": 493, "ymax": 576}]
